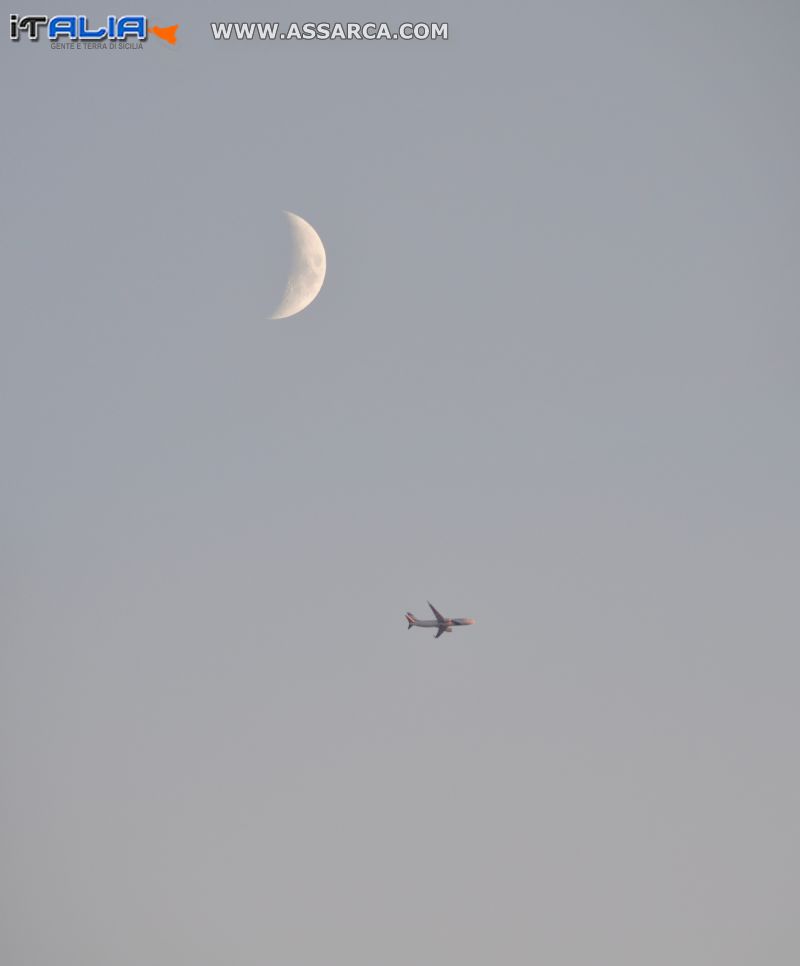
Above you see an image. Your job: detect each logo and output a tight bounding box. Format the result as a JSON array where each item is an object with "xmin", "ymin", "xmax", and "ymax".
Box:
[
  {"xmin": 9, "ymin": 14, "xmax": 179, "ymax": 45},
  {"xmin": 149, "ymin": 22, "xmax": 176, "ymax": 44}
]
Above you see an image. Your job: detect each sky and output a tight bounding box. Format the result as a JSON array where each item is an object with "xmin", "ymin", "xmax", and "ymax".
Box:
[{"xmin": 1, "ymin": 2, "xmax": 799, "ymax": 964}]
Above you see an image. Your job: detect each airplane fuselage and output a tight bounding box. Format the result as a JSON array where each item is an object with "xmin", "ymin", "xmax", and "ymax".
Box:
[{"xmin": 407, "ymin": 619, "xmax": 474, "ymax": 628}]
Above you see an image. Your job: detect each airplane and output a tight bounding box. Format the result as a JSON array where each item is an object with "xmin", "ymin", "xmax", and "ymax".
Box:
[{"xmin": 405, "ymin": 601, "xmax": 476, "ymax": 639}]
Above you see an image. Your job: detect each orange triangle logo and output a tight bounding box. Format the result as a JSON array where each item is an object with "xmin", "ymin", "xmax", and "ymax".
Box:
[{"xmin": 150, "ymin": 23, "xmax": 179, "ymax": 44}]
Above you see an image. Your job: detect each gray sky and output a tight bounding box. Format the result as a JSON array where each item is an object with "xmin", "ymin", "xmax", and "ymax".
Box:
[{"xmin": 2, "ymin": 2, "xmax": 799, "ymax": 964}]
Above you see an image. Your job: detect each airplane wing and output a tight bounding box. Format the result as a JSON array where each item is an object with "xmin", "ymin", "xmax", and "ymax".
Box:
[
  {"xmin": 428, "ymin": 601, "xmax": 446, "ymax": 622},
  {"xmin": 435, "ymin": 626, "xmax": 446, "ymax": 639}
]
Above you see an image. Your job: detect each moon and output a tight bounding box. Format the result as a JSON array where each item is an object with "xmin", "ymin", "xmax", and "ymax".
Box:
[{"xmin": 270, "ymin": 211, "xmax": 327, "ymax": 319}]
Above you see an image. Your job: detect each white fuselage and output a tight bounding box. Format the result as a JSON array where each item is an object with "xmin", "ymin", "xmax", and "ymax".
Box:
[{"xmin": 410, "ymin": 619, "xmax": 474, "ymax": 628}]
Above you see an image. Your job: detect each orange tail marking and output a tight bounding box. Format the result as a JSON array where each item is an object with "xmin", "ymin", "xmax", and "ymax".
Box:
[{"xmin": 150, "ymin": 24, "xmax": 179, "ymax": 45}]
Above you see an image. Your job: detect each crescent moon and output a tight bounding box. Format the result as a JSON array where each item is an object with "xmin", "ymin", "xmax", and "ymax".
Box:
[{"xmin": 270, "ymin": 211, "xmax": 327, "ymax": 319}]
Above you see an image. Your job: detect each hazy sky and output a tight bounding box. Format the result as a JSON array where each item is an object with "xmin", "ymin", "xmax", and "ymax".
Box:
[{"xmin": 2, "ymin": 3, "xmax": 799, "ymax": 964}]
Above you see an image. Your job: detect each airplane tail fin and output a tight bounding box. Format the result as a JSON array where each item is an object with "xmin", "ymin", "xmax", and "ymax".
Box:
[{"xmin": 405, "ymin": 612, "xmax": 416, "ymax": 629}]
